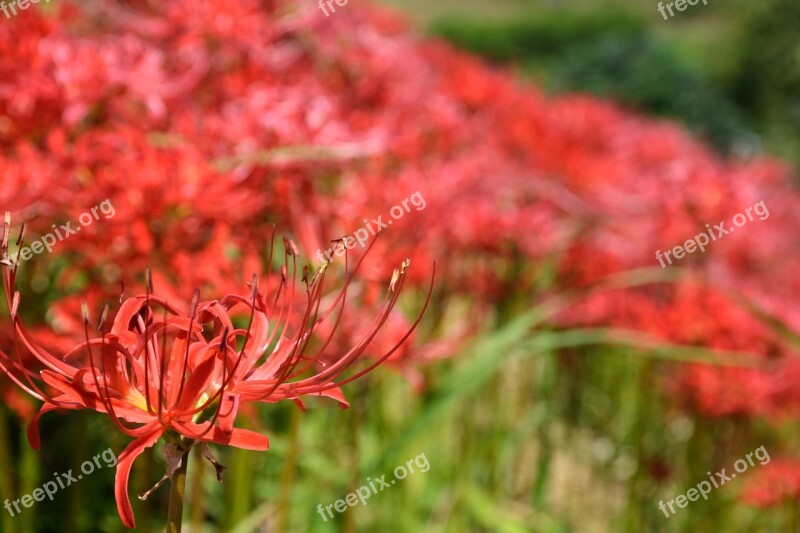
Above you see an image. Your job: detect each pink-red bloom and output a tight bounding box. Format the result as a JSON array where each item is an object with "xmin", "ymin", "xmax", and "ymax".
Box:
[{"xmin": 0, "ymin": 215, "xmax": 431, "ymax": 528}]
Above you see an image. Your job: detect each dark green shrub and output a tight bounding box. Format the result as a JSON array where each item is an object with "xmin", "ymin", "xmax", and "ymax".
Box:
[
  {"xmin": 430, "ymin": 9, "xmax": 646, "ymax": 61},
  {"xmin": 731, "ymin": 0, "xmax": 800, "ymax": 162},
  {"xmin": 545, "ymin": 34, "xmax": 749, "ymax": 151},
  {"xmin": 431, "ymin": 9, "xmax": 750, "ymax": 152}
]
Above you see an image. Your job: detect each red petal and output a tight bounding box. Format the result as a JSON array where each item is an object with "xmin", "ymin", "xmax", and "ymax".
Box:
[
  {"xmin": 114, "ymin": 426, "xmax": 164, "ymax": 529},
  {"xmin": 172, "ymin": 421, "xmax": 269, "ymax": 451},
  {"xmin": 174, "ymin": 346, "xmax": 219, "ymax": 411},
  {"xmin": 315, "ymin": 386, "xmax": 350, "ymax": 409},
  {"xmin": 218, "ymin": 392, "xmax": 240, "ymax": 435},
  {"xmin": 27, "ymin": 402, "xmax": 61, "ymax": 450},
  {"xmin": 243, "ymin": 335, "xmax": 294, "ymax": 382}
]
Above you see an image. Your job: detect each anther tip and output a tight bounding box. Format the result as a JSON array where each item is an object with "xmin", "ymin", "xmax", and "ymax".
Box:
[{"xmin": 96, "ymin": 303, "xmax": 109, "ymax": 331}]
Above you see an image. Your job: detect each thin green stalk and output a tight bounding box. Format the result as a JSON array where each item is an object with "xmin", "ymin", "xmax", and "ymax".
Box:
[
  {"xmin": 67, "ymin": 411, "xmax": 88, "ymax": 533},
  {"xmin": 189, "ymin": 446, "xmax": 206, "ymax": 530},
  {"xmin": 224, "ymin": 439, "xmax": 253, "ymax": 528},
  {"xmin": 0, "ymin": 405, "xmax": 14, "ymax": 533},
  {"xmin": 276, "ymin": 407, "xmax": 301, "ymax": 533},
  {"xmin": 623, "ymin": 358, "xmax": 651, "ymax": 532},
  {"xmin": 134, "ymin": 444, "xmax": 155, "ymax": 533},
  {"xmin": 18, "ymin": 424, "xmax": 39, "ymax": 533},
  {"xmin": 532, "ymin": 351, "xmax": 555, "ymax": 510},
  {"xmin": 344, "ymin": 383, "xmax": 364, "ymax": 533},
  {"xmin": 167, "ymin": 444, "xmax": 192, "ymax": 533}
]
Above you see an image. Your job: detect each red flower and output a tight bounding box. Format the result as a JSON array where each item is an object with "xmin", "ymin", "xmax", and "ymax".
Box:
[
  {"xmin": 742, "ymin": 459, "xmax": 800, "ymax": 508},
  {"xmin": 0, "ymin": 215, "xmax": 432, "ymax": 528}
]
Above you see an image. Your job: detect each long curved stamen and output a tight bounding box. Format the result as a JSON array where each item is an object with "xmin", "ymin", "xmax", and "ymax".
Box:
[
  {"xmin": 290, "ymin": 260, "xmax": 397, "ymax": 385},
  {"xmin": 262, "ymin": 226, "xmax": 276, "ymax": 309},
  {"xmin": 92, "ymin": 305, "xmax": 145, "ymax": 435},
  {"xmin": 246, "ymin": 236, "xmax": 389, "ymax": 402},
  {"xmin": 259, "ymin": 245, "xmax": 370, "ymax": 399},
  {"xmin": 283, "ymin": 243, "xmax": 322, "ymax": 370},
  {"xmin": 206, "ymin": 282, "xmax": 256, "ymax": 396},
  {"xmin": 3, "ymin": 276, "xmax": 82, "ymax": 409},
  {"xmin": 312, "ymin": 263, "xmax": 434, "ymax": 391},
  {"xmin": 312, "ymin": 234, "xmax": 379, "ymax": 326},
  {"xmin": 179, "ymin": 328, "xmax": 231, "ymax": 439},
  {"xmin": 241, "ymin": 245, "xmax": 302, "ymax": 399},
  {"xmin": 174, "ymin": 288, "xmax": 201, "ymax": 409},
  {"xmin": 8, "ymin": 310, "xmax": 75, "ymax": 406},
  {"xmin": 15, "ymin": 222, "xmax": 25, "ymax": 247},
  {"xmin": 0, "ymin": 354, "xmax": 49, "ymax": 403},
  {"xmin": 281, "ymin": 242, "xmax": 356, "ymax": 380},
  {"xmin": 261, "ymin": 291, "xmax": 393, "ymax": 399},
  {"xmin": 252, "ymin": 265, "xmax": 292, "ymax": 369},
  {"xmin": 281, "ymin": 263, "xmax": 431, "ymax": 400},
  {"xmin": 1, "ymin": 221, "xmax": 74, "ymax": 377},
  {"xmin": 8, "ymin": 291, "xmax": 52, "ymax": 401},
  {"xmin": 157, "ymin": 303, "xmax": 169, "ymax": 426},
  {"xmin": 283, "ymin": 233, "xmax": 383, "ymax": 381},
  {"xmin": 187, "ymin": 279, "xmax": 258, "ymax": 417},
  {"xmin": 96, "ymin": 305, "xmax": 114, "ymax": 411},
  {"xmin": 261, "ymin": 246, "xmax": 316, "ymax": 394},
  {"xmin": 82, "ymin": 304, "xmax": 137, "ymax": 436},
  {"xmin": 277, "ymin": 264, "xmax": 331, "ymax": 382},
  {"xmin": 142, "ymin": 270, "xmax": 155, "ymax": 414},
  {"xmin": 233, "ymin": 276, "xmax": 259, "ymax": 377}
]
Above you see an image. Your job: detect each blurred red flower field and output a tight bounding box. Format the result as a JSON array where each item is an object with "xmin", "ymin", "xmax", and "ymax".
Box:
[{"xmin": 1, "ymin": 0, "xmax": 800, "ymax": 531}]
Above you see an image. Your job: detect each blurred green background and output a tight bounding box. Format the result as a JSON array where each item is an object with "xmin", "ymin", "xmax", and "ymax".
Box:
[{"xmin": 382, "ymin": 0, "xmax": 800, "ymax": 164}]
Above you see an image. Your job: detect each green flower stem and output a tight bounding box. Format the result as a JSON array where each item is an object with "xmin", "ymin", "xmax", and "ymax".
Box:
[{"xmin": 166, "ymin": 442, "xmax": 192, "ymax": 533}]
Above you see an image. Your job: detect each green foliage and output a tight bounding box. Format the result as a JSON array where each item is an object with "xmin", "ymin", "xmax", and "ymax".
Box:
[
  {"xmin": 731, "ymin": 0, "xmax": 800, "ymax": 162},
  {"xmin": 543, "ymin": 34, "xmax": 749, "ymax": 151},
  {"xmin": 431, "ymin": 9, "xmax": 751, "ymax": 152},
  {"xmin": 430, "ymin": 9, "xmax": 646, "ymax": 62}
]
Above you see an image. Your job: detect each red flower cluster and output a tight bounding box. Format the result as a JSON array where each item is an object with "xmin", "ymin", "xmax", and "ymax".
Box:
[
  {"xmin": 1, "ymin": 213, "xmax": 430, "ymax": 527},
  {"xmin": 742, "ymin": 459, "xmax": 800, "ymax": 508},
  {"xmin": 2, "ymin": 0, "xmax": 800, "ymax": 512}
]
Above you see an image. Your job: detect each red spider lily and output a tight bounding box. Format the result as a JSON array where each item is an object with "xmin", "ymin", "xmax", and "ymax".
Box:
[
  {"xmin": 0, "ymin": 214, "xmax": 432, "ymax": 528},
  {"xmin": 742, "ymin": 459, "xmax": 800, "ymax": 508}
]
